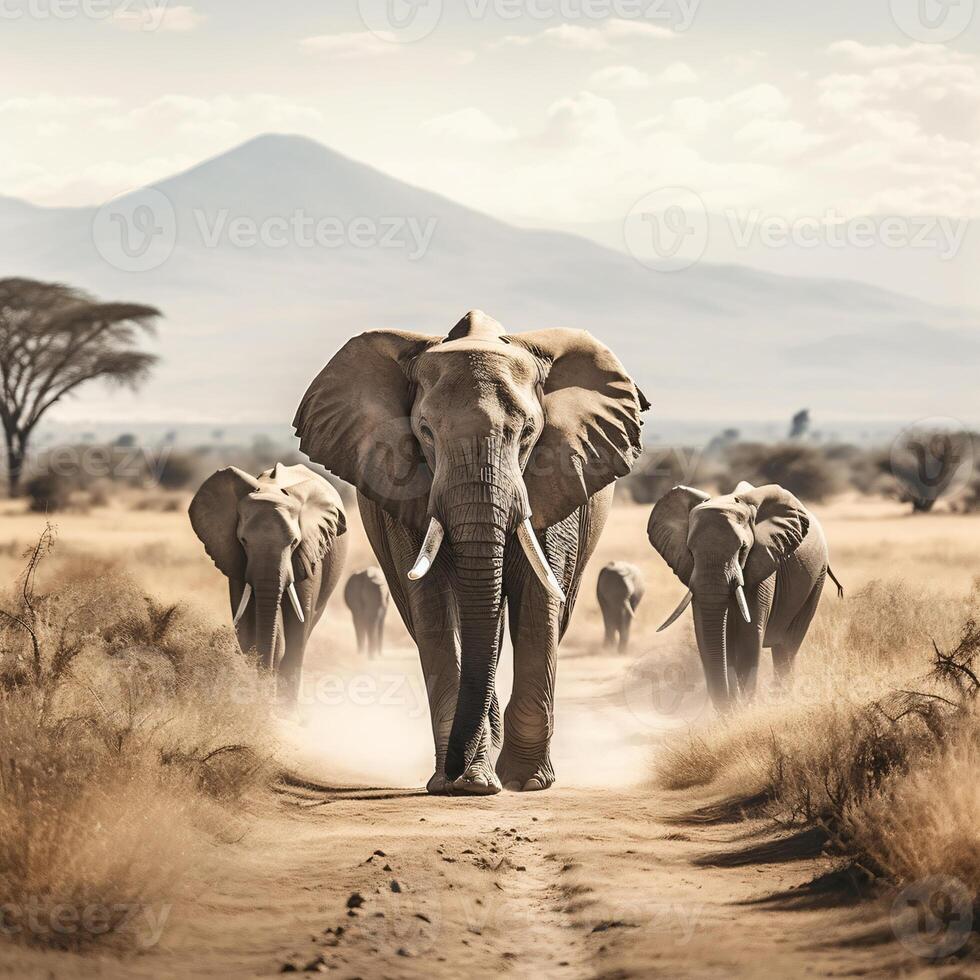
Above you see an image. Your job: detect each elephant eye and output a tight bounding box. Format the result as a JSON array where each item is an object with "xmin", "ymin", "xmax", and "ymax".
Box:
[{"xmin": 418, "ymin": 422, "xmax": 434, "ymax": 444}]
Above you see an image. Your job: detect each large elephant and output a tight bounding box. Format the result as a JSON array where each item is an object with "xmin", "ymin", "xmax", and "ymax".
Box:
[
  {"xmin": 596, "ymin": 562, "xmax": 644, "ymax": 652},
  {"xmin": 189, "ymin": 463, "xmax": 348, "ymax": 702},
  {"xmin": 648, "ymin": 481, "xmax": 841, "ymax": 711},
  {"xmin": 344, "ymin": 567, "xmax": 389, "ymax": 659},
  {"xmin": 294, "ymin": 311, "xmax": 647, "ymax": 795}
]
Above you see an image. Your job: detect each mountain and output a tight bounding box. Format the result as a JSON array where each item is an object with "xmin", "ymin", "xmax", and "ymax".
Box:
[
  {"xmin": 554, "ymin": 214, "xmax": 980, "ymax": 312},
  {"xmin": 1, "ymin": 133, "xmax": 976, "ymax": 429}
]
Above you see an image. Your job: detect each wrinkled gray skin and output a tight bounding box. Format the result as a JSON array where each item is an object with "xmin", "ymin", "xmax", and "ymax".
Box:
[
  {"xmin": 294, "ymin": 311, "xmax": 647, "ymax": 795},
  {"xmin": 596, "ymin": 561, "xmax": 644, "ymax": 652},
  {"xmin": 648, "ymin": 481, "xmax": 834, "ymax": 711},
  {"xmin": 344, "ymin": 567, "xmax": 389, "ymax": 659},
  {"xmin": 189, "ymin": 463, "xmax": 348, "ymax": 703}
]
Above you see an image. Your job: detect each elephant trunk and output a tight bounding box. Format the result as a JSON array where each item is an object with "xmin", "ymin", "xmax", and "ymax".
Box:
[
  {"xmin": 252, "ymin": 561, "xmax": 289, "ymax": 671},
  {"xmin": 442, "ymin": 444, "xmax": 511, "ymax": 782},
  {"xmin": 692, "ymin": 559, "xmax": 739, "ymax": 712}
]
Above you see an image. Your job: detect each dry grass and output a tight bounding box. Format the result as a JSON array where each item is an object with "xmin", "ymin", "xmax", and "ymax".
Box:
[
  {"xmin": 0, "ymin": 526, "xmax": 274, "ymax": 949},
  {"xmin": 655, "ymin": 548, "xmax": 980, "ymax": 911}
]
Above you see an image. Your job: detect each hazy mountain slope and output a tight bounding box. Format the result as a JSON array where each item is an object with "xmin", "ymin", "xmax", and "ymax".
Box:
[{"xmin": 0, "ymin": 134, "xmax": 975, "ymax": 426}]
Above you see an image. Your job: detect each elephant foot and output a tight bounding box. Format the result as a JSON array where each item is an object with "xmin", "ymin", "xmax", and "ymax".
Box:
[
  {"xmin": 496, "ymin": 749, "xmax": 555, "ymax": 793},
  {"xmin": 426, "ymin": 757, "xmax": 502, "ymax": 796}
]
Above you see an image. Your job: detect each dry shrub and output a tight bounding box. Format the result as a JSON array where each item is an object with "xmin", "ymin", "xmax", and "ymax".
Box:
[
  {"xmin": 656, "ymin": 578, "xmax": 980, "ymax": 907},
  {"xmin": 0, "ymin": 528, "xmax": 275, "ymax": 949}
]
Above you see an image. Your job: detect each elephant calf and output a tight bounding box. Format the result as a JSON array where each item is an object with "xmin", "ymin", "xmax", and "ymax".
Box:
[
  {"xmin": 648, "ymin": 481, "xmax": 842, "ymax": 711},
  {"xmin": 344, "ymin": 567, "xmax": 389, "ymax": 659},
  {"xmin": 189, "ymin": 463, "xmax": 348, "ymax": 703},
  {"xmin": 596, "ymin": 561, "xmax": 644, "ymax": 652}
]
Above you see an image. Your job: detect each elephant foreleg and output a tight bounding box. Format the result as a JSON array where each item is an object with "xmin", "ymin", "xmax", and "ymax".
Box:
[
  {"xmin": 729, "ymin": 578, "xmax": 772, "ymax": 703},
  {"xmin": 357, "ymin": 492, "xmax": 497, "ymax": 795},
  {"xmin": 497, "ymin": 570, "xmax": 559, "ymax": 791}
]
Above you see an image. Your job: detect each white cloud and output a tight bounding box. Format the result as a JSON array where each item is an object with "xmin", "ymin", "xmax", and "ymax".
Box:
[
  {"xmin": 300, "ymin": 31, "xmax": 398, "ymax": 58},
  {"xmin": 588, "ymin": 65, "xmax": 650, "ymax": 91},
  {"xmin": 422, "ymin": 108, "xmax": 516, "ymax": 143},
  {"xmin": 537, "ymin": 91, "xmax": 623, "ymax": 148},
  {"xmin": 112, "ymin": 94, "xmax": 323, "ymax": 136},
  {"xmin": 0, "ymin": 95, "xmax": 118, "ymax": 115},
  {"xmin": 732, "ymin": 117, "xmax": 825, "ymax": 160},
  {"xmin": 500, "ymin": 18, "xmax": 673, "ymax": 52},
  {"xmin": 726, "ymin": 83, "xmax": 791, "ymax": 116},
  {"xmin": 111, "ymin": 4, "xmax": 205, "ymax": 32},
  {"xmin": 826, "ymin": 40, "xmax": 947, "ymax": 66},
  {"xmin": 655, "ymin": 62, "xmax": 699, "ymax": 84}
]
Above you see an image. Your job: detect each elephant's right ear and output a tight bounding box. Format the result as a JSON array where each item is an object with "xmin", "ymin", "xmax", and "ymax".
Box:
[
  {"xmin": 293, "ymin": 330, "xmax": 440, "ymax": 531},
  {"xmin": 647, "ymin": 486, "xmax": 711, "ymax": 586},
  {"xmin": 188, "ymin": 467, "xmax": 259, "ymax": 579}
]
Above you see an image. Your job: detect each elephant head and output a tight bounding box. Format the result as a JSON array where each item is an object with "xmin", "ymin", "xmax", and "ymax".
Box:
[
  {"xmin": 647, "ymin": 481, "xmax": 809, "ymax": 710},
  {"xmin": 294, "ymin": 310, "xmax": 647, "ymax": 780},
  {"xmin": 189, "ymin": 463, "xmax": 345, "ymax": 669}
]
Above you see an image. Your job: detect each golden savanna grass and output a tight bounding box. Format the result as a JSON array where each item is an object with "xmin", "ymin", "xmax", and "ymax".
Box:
[
  {"xmin": 0, "ymin": 523, "xmax": 275, "ymax": 949},
  {"xmin": 0, "ymin": 493, "xmax": 978, "ymax": 952},
  {"xmin": 653, "ymin": 498, "xmax": 980, "ymax": 906}
]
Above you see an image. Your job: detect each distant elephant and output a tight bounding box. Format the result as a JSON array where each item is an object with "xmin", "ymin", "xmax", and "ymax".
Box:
[
  {"xmin": 294, "ymin": 310, "xmax": 647, "ymax": 794},
  {"xmin": 648, "ymin": 481, "xmax": 842, "ymax": 711},
  {"xmin": 344, "ymin": 567, "xmax": 389, "ymax": 658},
  {"xmin": 189, "ymin": 463, "xmax": 348, "ymax": 703},
  {"xmin": 596, "ymin": 562, "xmax": 644, "ymax": 652}
]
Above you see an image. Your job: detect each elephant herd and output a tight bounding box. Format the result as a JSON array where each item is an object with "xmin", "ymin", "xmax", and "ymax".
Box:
[{"xmin": 189, "ymin": 311, "xmax": 839, "ymax": 796}]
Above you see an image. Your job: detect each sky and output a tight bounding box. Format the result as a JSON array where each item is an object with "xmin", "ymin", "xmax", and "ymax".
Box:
[{"xmin": 2, "ymin": 0, "xmax": 978, "ymax": 230}]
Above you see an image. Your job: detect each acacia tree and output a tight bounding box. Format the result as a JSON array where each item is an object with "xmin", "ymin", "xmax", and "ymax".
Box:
[{"xmin": 0, "ymin": 278, "xmax": 160, "ymax": 496}]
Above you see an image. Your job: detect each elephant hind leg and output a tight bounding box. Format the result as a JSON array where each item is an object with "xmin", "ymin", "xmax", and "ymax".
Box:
[
  {"xmin": 617, "ymin": 604, "xmax": 633, "ymax": 653},
  {"xmin": 600, "ymin": 602, "xmax": 617, "ymax": 650},
  {"xmin": 353, "ymin": 615, "xmax": 367, "ymax": 655},
  {"xmin": 772, "ymin": 576, "xmax": 824, "ymax": 691},
  {"xmin": 771, "ymin": 644, "xmax": 797, "ymax": 691}
]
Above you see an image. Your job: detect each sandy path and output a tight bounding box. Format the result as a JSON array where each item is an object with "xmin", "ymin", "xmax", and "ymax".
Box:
[
  {"xmin": 5, "ymin": 644, "xmax": 938, "ymax": 980},
  {"xmin": 2, "ymin": 624, "xmax": 950, "ymax": 979}
]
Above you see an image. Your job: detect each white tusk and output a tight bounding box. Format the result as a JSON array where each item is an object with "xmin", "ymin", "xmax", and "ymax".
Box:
[
  {"xmin": 657, "ymin": 590, "xmax": 693, "ymax": 632},
  {"xmin": 287, "ymin": 582, "xmax": 305, "ymax": 624},
  {"xmin": 232, "ymin": 583, "xmax": 252, "ymax": 627},
  {"xmin": 517, "ymin": 518, "xmax": 566, "ymax": 603},
  {"xmin": 407, "ymin": 517, "xmax": 445, "ymax": 581},
  {"xmin": 733, "ymin": 562, "xmax": 745, "ymax": 587},
  {"xmin": 735, "ymin": 585, "xmax": 751, "ymax": 624}
]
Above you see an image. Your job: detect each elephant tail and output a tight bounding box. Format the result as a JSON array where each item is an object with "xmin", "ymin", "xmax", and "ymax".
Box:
[{"xmin": 828, "ymin": 565, "xmax": 844, "ymax": 599}]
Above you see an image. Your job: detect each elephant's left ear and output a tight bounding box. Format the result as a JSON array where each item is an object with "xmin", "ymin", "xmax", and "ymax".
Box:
[
  {"xmin": 740, "ymin": 484, "xmax": 810, "ymax": 585},
  {"xmin": 287, "ymin": 474, "xmax": 347, "ymax": 582},
  {"xmin": 510, "ymin": 329, "xmax": 648, "ymax": 530}
]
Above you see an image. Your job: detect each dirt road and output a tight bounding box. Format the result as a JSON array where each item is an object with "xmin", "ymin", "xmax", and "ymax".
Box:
[{"xmin": 3, "ymin": 638, "xmax": 943, "ymax": 980}]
